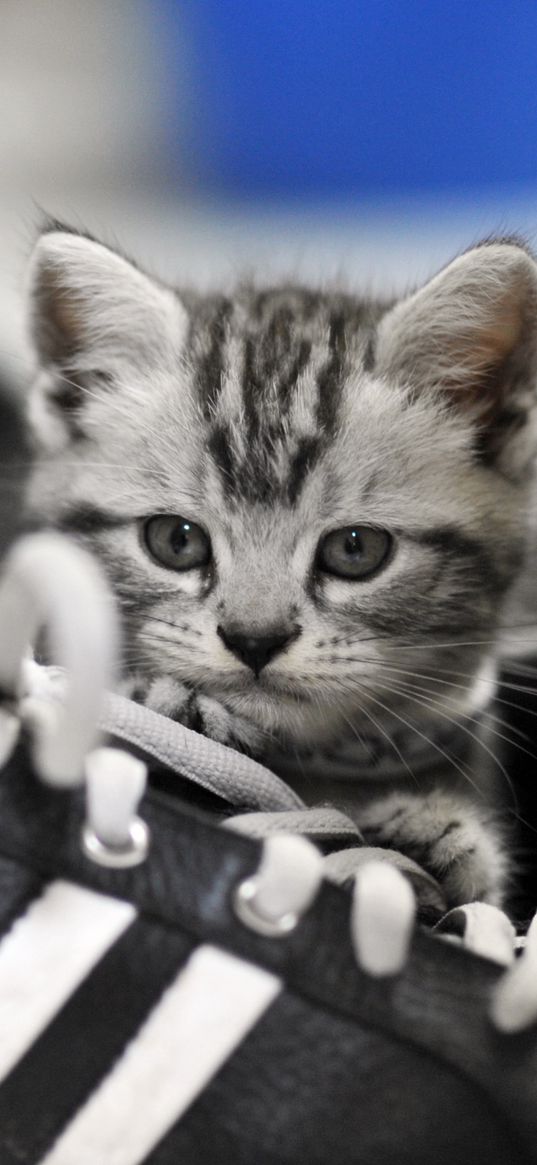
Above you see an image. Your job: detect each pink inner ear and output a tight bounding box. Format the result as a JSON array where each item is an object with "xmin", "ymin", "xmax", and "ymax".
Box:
[
  {"xmin": 35, "ymin": 263, "xmax": 87, "ymax": 360},
  {"xmin": 375, "ymin": 244, "xmax": 537, "ymax": 408},
  {"xmin": 474, "ymin": 292, "xmax": 524, "ymax": 368},
  {"xmin": 443, "ymin": 290, "xmax": 526, "ymax": 425}
]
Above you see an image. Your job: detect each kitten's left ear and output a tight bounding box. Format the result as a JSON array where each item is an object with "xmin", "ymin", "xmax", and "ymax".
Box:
[{"xmin": 375, "ymin": 241, "xmax": 537, "ymax": 469}]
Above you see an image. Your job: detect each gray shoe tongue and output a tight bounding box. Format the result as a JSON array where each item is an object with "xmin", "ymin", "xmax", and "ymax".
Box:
[{"xmin": 99, "ymin": 690, "xmax": 304, "ymax": 814}]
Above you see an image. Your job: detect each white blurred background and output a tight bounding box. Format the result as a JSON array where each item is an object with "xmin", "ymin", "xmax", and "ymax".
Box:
[{"xmin": 1, "ymin": 0, "xmax": 536, "ymax": 389}]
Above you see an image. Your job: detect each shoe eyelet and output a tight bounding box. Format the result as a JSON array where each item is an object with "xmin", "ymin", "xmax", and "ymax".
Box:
[
  {"xmin": 234, "ymin": 876, "xmax": 299, "ymax": 937},
  {"xmin": 81, "ymin": 816, "xmax": 150, "ymax": 869},
  {"xmin": 232, "ymin": 834, "xmax": 323, "ymax": 938}
]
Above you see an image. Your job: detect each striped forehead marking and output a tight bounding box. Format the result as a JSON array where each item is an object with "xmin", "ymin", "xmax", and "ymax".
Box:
[{"xmin": 189, "ymin": 289, "xmax": 378, "ymax": 505}]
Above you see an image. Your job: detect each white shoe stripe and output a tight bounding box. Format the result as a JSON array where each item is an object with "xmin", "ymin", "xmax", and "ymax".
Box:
[
  {"xmin": 0, "ymin": 880, "xmax": 135, "ymax": 1082},
  {"xmin": 41, "ymin": 945, "xmax": 281, "ymax": 1165}
]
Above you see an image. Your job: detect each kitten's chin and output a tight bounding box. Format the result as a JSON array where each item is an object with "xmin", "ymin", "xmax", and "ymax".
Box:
[{"xmin": 208, "ymin": 679, "xmax": 346, "ymax": 746}]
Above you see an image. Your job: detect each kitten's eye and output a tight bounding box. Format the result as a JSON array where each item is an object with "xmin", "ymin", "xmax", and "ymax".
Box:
[
  {"xmin": 143, "ymin": 515, "xmax": 211, "ymax": 571},
  {"xmin": 317, "ymin": 525, "xmax": 392, "ymax": 580}
]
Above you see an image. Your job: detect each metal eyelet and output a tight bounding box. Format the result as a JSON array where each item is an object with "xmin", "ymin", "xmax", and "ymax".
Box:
[
  {"xmin": 81, "ymin": 816, "xmax": 150, "ymax": 869},
  {"xmin": 232, "ymin": 835, "xmax": 324, "ymax": 938},
  {"xmin": 233, "ymin": 876, "xmax": 300, "ymax": 938}
]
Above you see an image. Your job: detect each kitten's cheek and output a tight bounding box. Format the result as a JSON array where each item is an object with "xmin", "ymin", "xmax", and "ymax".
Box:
[
  {"xmin": 316, "ymin": 577, "xmax": 365, "ymax": 606},
  {"xmin": 212, "ymin": 641, "xmax": 245, "ymax": 672},
  {"xmin": 176, "ymin": 573, "xmax": 205, "ymax": 597},
  {"xmin": 142, "ymin": 564, "xmax": 206, "ymax": 598}
]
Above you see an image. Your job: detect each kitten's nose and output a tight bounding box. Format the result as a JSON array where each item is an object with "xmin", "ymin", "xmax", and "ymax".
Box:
[{"xmin": 217, "ymin": 623, "xmax": 301, "ymax": 676}]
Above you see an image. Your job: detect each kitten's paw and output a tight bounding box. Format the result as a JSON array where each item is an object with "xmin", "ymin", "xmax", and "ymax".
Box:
[
  {"xmin": 117, "ymin": 673, "xmax": 265, "ymax": 753},
  {"xmin": 195, "ymin": 694, "xmax": 266, "ymax": 753},
  {"xmin": 431, "ymin": 817, "xmax": 507, "ymax": 907},
  {"xmin": 357, "ymin": 792, "xmax": 507, "ymax": 907}
]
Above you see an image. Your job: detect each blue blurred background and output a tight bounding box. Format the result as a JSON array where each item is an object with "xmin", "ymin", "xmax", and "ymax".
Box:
[
  {"xmin": 163, "ymin": 0, "xmax": 537, "ymax": 197},
  {"xmin": 1, "ymin": 0, "xmax": 537, "ymax": 385}
]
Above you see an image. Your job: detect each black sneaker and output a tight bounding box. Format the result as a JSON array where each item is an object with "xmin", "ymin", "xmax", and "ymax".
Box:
[{"xmin": 0, "ymin": 533, "xmax": 535, "ymax": 1165}]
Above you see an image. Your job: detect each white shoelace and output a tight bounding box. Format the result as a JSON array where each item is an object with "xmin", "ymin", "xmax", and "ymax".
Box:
[
  {"xmin": 0, "ymin": 532, "xmax": 535, "ymax": 1031},
  {"xmin": 0, "ymin": 534, "xmax": 147, "ymax": 865}
]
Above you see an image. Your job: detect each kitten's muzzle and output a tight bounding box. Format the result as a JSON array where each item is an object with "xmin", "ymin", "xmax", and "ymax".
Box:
[{"xmin": 217, "ymin": 623, "xmax": 301, "ymax": 677}]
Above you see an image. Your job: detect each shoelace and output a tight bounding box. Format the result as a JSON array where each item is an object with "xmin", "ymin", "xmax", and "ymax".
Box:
[{"xmin": 0, "ymin": 532, "xmax": 534, "ymax": 1033}]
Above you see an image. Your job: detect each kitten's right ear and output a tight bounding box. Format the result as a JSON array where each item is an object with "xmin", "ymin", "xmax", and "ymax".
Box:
[
  {"xmin": 374, "ymin": 240, "xmax": 537, "ymax": 472},
  {"xmin": 27, "ymin": 227, "xmax": 187, "ymax": 447}
]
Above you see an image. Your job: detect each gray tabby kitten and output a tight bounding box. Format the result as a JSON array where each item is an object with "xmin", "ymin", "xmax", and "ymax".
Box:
[{"xmin": 24, "ymin": 225, "xmax": 537, "ymax": 910}]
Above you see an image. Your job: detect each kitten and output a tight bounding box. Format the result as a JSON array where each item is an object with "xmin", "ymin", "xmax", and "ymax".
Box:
[{"xmin": 24, "ymin": 224, "xmax": 537, "ymax": 910}]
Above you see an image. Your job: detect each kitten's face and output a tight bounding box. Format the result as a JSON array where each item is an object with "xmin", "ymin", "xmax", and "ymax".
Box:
[{"xmin": 26, "ymin": 231, "xmax": 537, "ymax": 745}]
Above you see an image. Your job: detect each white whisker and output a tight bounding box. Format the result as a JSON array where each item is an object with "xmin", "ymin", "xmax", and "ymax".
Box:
[{"xmin": 339, "ymin": 701, "xmax": 419, "ymax": 787}]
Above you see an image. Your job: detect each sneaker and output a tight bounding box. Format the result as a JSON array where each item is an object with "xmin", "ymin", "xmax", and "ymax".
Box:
[{"xmin": 0, "ymin": 532, "xmax": 535, "ymax": 1165}]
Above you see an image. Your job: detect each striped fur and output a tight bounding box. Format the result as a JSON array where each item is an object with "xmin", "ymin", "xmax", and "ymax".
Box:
[{"xmin": 22, "ymin": 227, "xmax": 537, "ymax": 904}]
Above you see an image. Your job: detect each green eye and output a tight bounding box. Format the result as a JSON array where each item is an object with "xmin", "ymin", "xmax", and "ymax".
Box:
[
  {"xmin": 317, "ymin": 525, "xmax": 392, "ymax": 580},
  {"xmin": 143, "ymin": 515, "xmax": 211, "ymax": 571}
]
